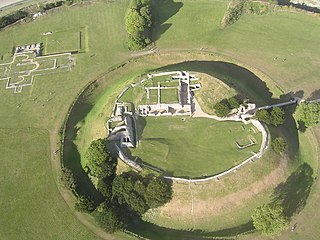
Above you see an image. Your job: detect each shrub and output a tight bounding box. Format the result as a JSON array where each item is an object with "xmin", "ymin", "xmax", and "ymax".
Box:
[
  {"xmin": 0, "ymin": 11, "xmax": 28, "ymax": 29},
  {"xmin": 271, "ymin": 137, "xmax": 287, "ymax": 154},
  {"xmin": 221, "ymin": 0, "xmax": 247, "ymax": 28},
  {"xmin": 59, "ymin": 167, "xmax": 77, "ymax": 191},
  {"xmin": 74, "ymin": 195, "xmax": 95, "ymax": 213},
  {"xmin": 214, "ymin": 101, "xmax": 231, "ymax": 117}
]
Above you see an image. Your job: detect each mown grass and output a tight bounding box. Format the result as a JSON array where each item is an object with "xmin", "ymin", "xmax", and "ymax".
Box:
[
  {"xmin": 0, "ymin": 128, "xmax": 101, "ymax": 240},
  {"xmin": 131, "ymin": 117, "xmax": 261, "ymax": 178},
  {"xmin": 0, "ymin": 0, "xmax": 320, "ymax": 239}
]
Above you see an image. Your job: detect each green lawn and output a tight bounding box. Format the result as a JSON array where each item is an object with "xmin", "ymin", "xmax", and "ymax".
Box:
[
  {"xmin": 160, "ymin": 88, "xmax": 178, "ymax": 103},
  {"xmin": 0, "ymin": 128, "xmax": 100, "ymax": 240},
  {"xmin": 130, "ymin": 117, "xmax": 262, "ymax": 178},
  {"xmin": 0, "ymin": 0, "xmax": 320, "ymax": 239},
  {"xmin": 41, "ymin": 27, "xmax": 85, "ymax": 54}
]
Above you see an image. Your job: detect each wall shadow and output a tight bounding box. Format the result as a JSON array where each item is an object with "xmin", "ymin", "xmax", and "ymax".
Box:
[
  {"xmin": 271, "ymin": 163, "xmax": 314, "ymax": 218},
  {"xmin": 152, "ymin": 0, "xmax": 183, "ymax": 41}
]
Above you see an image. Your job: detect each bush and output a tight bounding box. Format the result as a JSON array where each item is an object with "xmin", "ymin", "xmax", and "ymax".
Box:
[
  {"xmin": 0, "ymin": 10, "xmax": 28, "ymax": 29},
  {"xmin": 214, "ymin": 101, "xmax": 231, "ymax": 117},
  {"xmin": 252, "ymin": 204, "xmax": 289, "ymax": 236},
  {"xmin": 271, "ymin": 137, "xmax": 287, "ymax": 154},
  {"xmin": 59, "ymin": 167, "xmax": 77, "ymax": 191},
  {"xmin": 74, "ymin": 195, "xmax": 95, "ymax": 213},
  {"xmin": 221, "ymin": 0, "xmax": 247, "ymax": 28}
]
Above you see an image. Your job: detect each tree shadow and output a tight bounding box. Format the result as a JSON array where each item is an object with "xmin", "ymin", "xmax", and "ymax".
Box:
[
  {"xmin": 276, "ymin": 0, "xmax": 320, "ymax": 14},
  {"xmin": 271, "ymin": 163, "xmax": 314, "ymax": 218},
  {"xmin": 307, "ymin": 89, "xmax": 320, "ymax": 101},
  {"xmin": 127, "ymin": 217, "xmax": 251, "ymax": 240},
  {"xmin": 152, "ymin": 0, "xmax": 184, "ymax": 41}
]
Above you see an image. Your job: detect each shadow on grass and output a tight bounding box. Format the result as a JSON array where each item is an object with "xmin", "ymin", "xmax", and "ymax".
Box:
[
  {"xmin": 152, "ymin": 0, "xmax": 183, "ymax": 41},
  {"xmin": 271, "ymin": 163, "xmax": 314, "ymax": 218},
  {"xmin": 307, "ymin": 89, "xmax": 320, "ymax": 101},
  {"xmin": 63, "ymin": 92, "xmax": 104, "ymax": 204},
  {"xmin": 127, "ymin": 217, "xmax": 252, "ymax": 240},
  {"xmin": 156, "ymin": 61, "xmax": 302, "ymax": 161}
]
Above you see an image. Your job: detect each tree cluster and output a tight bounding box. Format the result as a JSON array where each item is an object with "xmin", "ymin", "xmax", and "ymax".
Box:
[
  {"xmin": 0, "ymin": 10, "xmax": 28, "ymax": 30},
  {"xmin": 213, "ymin": 97, "xmax": 241, "ymax": 117},
  {"xmin": 252, "ymin": 203, "xmax": 289, "ymax": 236},
  {"xmin": 112, "ymin": 174, "xmax": 172, "ymax": 215},
  {"xmin": 73, "ymin": 138, "xmax": 172, "ymax": 233},
  {"xmin": 271, "ymin": 137, "xmax": 287, "ymax": 155},
  {"xmin": 295, "ymin": 102, "xmax": 320, "ymax": 128},
  {"xmin": 125, "ymin": 0, "xmax": 153, "ymax": 50},
  {"xmin": 255, "ymin": 107, "xmax": 285, "ymax": 126}
]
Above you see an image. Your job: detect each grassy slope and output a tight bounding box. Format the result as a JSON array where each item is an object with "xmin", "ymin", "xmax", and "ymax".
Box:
[
  {"xmin": 131, "ymin": 117, "xmax": 261, "ymax": 177},
  {"xmin": 0, "ymin": 1, "xmax": 131, "ymax": 240},
  {"xmin": 154, "ymin": 0, "xmax": 320, "ymax": 96},
  {"xmin": 0, "ymin": 0, "xmax": 319, "ymax": 239},
  {"xmin": 0, "ymin": 128, "xmax": 100, "ymax": 239}
]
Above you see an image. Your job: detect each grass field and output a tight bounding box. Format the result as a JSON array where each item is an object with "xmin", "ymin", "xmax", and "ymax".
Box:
[
  {"xmin": 0, "ymin": 0, "xmax": 320, "ymax": 239},
  {"xmin": 131, "ymin": 117, "xmax": 262, "ymax": 177}
]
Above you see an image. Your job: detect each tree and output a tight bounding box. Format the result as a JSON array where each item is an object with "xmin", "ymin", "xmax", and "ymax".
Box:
[
  {"xmin": 59, "ymin": 167, "xmax": 77, "ymax": 191},
  {"xmin": 93, "ymin": 203, "xmax": 124, "ymax": 233},
  {"xmin": 97, "ymin": 178, "xmax": 112, "ymax": 200},
  {"xmin": 255, "ymin": 109, "xmax": 271, "ymax": 124},
  {"xmin": 112, "ymin": 175, "xmax": 134, "ymax": 204},
  {"xmin": 145, "ymin": 178, "xmax": 172, "ymax": 209},
  {"xmin": 228, "ymin": 96, "xmax": 240, "ymax": 109},
  {"xmin": 74, "ymin": 195, "xmax": 95, "ymax": 213},
  {"xmin": 270, "ymin": 107, "xmax": 285, "ymax": 126},
  {"xmin": 126, "ymin": 191, "xmax": 148, "ymax": 215},
  {"xmin": 271, "ymin": 137, "xmax": 287, "ymax": 155},
  {"xmin": 214, "ymin": 101, "xmax": 231, "ymax": 117},
  {"xmin": 255, "ymin": 107, "xmax": 285, "ymax": 126},
  {"xmin": 252, "ymin": 204, "xmax": 289, "ymax": 236},
  {"xmin": 295, "ymin": 102, "xmax": 320, "ymax": 127},
  {"xmin": 85, "ymin": 139, "xmax": 116, "ymax": 178}
]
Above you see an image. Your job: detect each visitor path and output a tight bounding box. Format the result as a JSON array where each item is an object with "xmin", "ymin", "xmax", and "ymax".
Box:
[{"xmin": 163, "ymin": 99, "xmax": 269, "ymax": 183}]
